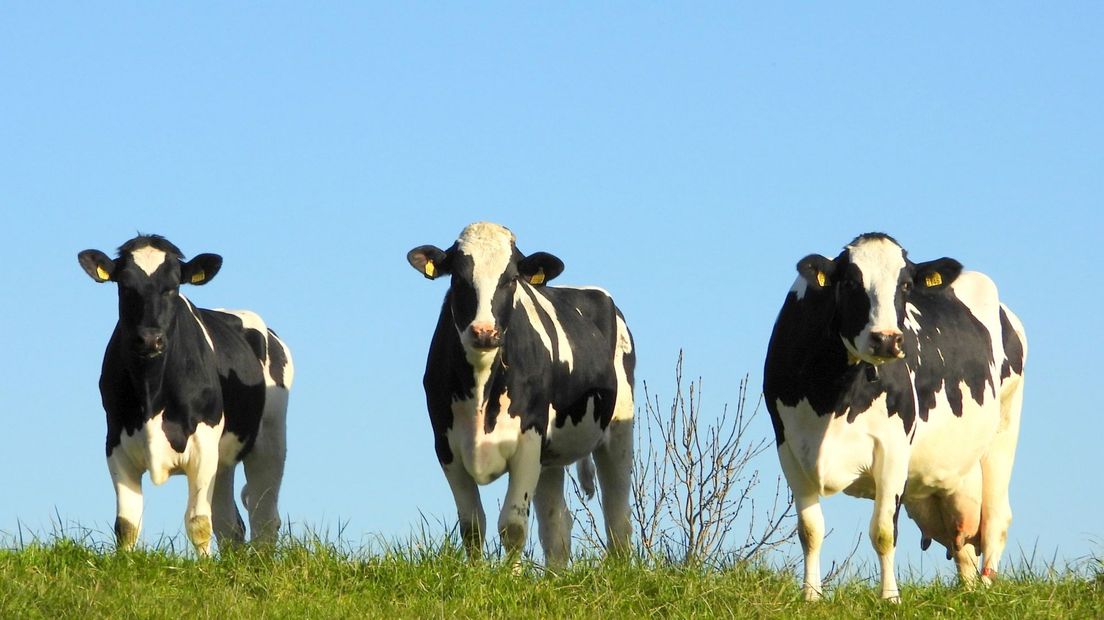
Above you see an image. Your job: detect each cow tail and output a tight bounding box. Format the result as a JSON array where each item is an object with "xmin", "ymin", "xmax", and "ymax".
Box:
[{"xmin": 576, "ymin": 457, "xmax": 597, "ymax": 499}]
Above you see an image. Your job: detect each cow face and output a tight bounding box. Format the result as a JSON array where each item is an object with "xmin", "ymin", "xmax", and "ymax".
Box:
[
  {"xmin": 797, "ymin": 233, "xmax": 963, "ymax": 365},
  {"xmin": 408, "ymin": 222, "xmax": 564, "ymax": 356},
  {"xmin": 79, "ymin": 235, "xmax": 222, "ymax": 360}
]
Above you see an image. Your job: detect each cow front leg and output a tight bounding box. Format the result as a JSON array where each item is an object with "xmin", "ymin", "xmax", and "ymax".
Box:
[
  {"xmin": 871, "ymin": 443, "xmax": 909, "ymax": 603},
  {"xmin": 107, "ymin": 452, "xmax": 144, "ymax": 551},
  {"xmin": 499, "ymin": 430, "xmax": 542, "ymax": 558},
  {"xmin": 184, "ymin": 423, "xmax": 222, "ymax": 557},
  {"xmin": 779, "ymin": 448, "xmax": 824, "ymax": 601},
  {"xmin": 533, "ymin": 465, "xmax": 571, "ymax": 568},
  {"xmin": 442, "ymin": 461, "xmax": 486, "ymax": 559}
]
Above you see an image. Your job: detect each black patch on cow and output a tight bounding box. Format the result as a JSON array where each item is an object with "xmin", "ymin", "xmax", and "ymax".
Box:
[
  {"xmin": 999, "ymin": 307, "xmax": 1025, "ymax": 381},
  {"xmin": 201, "ymin": 310, "xmax": 267, "ymax": 458},
  {"xmin": 243, "ymin": 327, "xmax": 267, "ymax": 362},
  {"xmin": 267, "ymin": 329, "xmax": 289, "ymax": 388},
  {"xmin": 904, "ymin": 289, "xmax": 995, "ymax": 420}
]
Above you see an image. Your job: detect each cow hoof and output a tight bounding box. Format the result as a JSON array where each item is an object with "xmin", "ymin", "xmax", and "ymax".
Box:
[
  {"xmin": 187, "ymin": 515, "xmax": 213, "ymax": 555},
  {"xmin": 500, "ymin": 522, "xmax": 527, "ymax": 552},
  {"xmin": 114, "ymin": 517, "xmax": 139, "ymax": 550}
]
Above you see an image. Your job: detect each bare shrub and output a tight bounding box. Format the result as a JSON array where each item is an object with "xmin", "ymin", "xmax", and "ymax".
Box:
[{"xmin": 570, "ymin": 351, "xmax": 795, "ymax": 566}]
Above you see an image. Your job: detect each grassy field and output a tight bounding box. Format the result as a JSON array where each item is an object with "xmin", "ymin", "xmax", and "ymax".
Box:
[{"xmin": 1, "ymin": 537, "xmax": 1101, "ymax": 619}]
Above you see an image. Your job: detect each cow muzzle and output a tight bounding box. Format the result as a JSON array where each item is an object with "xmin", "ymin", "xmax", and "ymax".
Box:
[
  {"xmin": 868, "ymin": 330, "xmax": 905, "ymax": 361},
  {"xmin": 133, "ymin": 329, "xmax": 166, "ymax": 359},
  {"xmin": 467, "ymin": 322, "xmax": 502, "ymax": 350}
]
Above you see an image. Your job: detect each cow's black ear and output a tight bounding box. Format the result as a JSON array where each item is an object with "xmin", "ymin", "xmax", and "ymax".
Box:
[
  {"xmin": 518, "ymin": 252, "xmax": 564, "ymax": 285},
  {"xmin": 797, "ymin": 254, "xmax": 835, "ymax": 290},
  {"xmin": 407, "ymin": 245, "xmax": 449, "ymax": 280},
  {"xmin": 78, "ymin": 249, "xmax": 115, "ymax": 283},
  {"xmin": 182, "ymin": 253, "xmax": 223, "ymax": 286},
  {"xmin": 913, "ymin": 257, "xmax": 963, "ymax": 291}
]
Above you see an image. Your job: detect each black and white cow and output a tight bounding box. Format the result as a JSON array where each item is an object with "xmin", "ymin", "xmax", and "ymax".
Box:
[
  {"xmin": 78, "ymin": 235, "xmax": 293, "ymax": 555},
  {"xmin": 763, "ymin": 233, "xmax": 1027, "ymax": 601},
  {"xmin": 407, "ymin": 222, "xmax": 635, "ymax": 565}
]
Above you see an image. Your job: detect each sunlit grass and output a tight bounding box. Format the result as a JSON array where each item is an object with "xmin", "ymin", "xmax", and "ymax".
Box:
[{"xmin": 1, "ymin": 525, "xmax": 1100, "ymax": 619}]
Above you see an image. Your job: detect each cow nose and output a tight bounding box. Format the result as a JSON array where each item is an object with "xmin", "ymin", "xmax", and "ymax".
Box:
[
  {"xmin": 870, "ymin": 330, "xmax": 904, "ymax": 359},
  {"xmin": 468, "ymin": 322, "xmax": 501, "ymax": 349},
  {"xmin": 135, "ymin": 329, "xmax": 166, "ymax": 357}
]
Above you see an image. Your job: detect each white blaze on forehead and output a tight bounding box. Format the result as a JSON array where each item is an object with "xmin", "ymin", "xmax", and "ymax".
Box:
[
  {"xmin": 130, "ymin": 245, "xmax": 169, "ymax": 276},
  {"xmin": 457, "ymin": 222, "xmax": 516, "ymax": 326},
  {"xmin": 848, "ymin": 237, "xmax": 907, "ymax": 332}
]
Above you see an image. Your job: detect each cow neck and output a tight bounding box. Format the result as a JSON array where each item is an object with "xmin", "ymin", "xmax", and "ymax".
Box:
[{"xmin": 125, "ymin": 338, "xmax": 172, "ymax": 421}]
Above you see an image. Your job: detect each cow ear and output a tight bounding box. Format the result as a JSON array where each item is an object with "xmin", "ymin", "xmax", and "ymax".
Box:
[
  {"xmin": 407, "ymin": 245, "xmax": 449, "ymax": 280},
  {"xmin": 518, "ymin": 252, "xmax": 564, "ymax": 285},
  {"xmin": 181, "ymin": 253, "xmax": 223, "ymax": 286},
  {"xmin": 913, "ymin": 257, "xmax": 963, "ymax": 291},
  {"xmin": 78, "ymin": 250, "xmax": 115, "ymax": 283},
  {"xmin": 797, "ymin": 254, "xmax": 835, "ymax": 290}
]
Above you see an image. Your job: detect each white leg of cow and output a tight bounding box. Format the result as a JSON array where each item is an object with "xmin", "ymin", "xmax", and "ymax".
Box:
[
  {"xmin": 779, "ymin": 448, "xmax": 824, "ymax": 601},
  {"xmin": 795, "ymin": 494, "xmax": 825, "ymax": 601},
  {"xmin": 499, "ymin": 429, "xmax": 543, "ymax": 558},
  {"xmin": 870, "ymin": 443, "xmax": 909, "ymax": 602},
  {"xmin": 184, "ymin": 423, "xmax": 222, "ymax": 557},
  {"xmin": 211, "ymin": 465, "xmax": 245, "ymax": 550},
  {"xmin": 592, "ymin": 418, "xmax": 633, "ymax": 556},
  {"xmin": 979, "ymin": 377, "xmax": 1024, "ymax": 585},
  {"xmin": 107, "ymin": 452, "xmax": 144, "ymax": 551},
  {"xmin": 533, "ymin": 465, "xmax": 572, "ymax": 568},
  {"xmin": 442, "ymin": 462, "xmax": 486, "ymax": 558},
  {"xmin": 242, "ymin": 392, "xmax": 288, "ymax": 546}
]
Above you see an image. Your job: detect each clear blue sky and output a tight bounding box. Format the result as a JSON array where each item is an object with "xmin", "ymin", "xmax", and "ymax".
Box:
[{"xmin": 2, "ymin": 4, "xmax": 1101, "ymax": 578}]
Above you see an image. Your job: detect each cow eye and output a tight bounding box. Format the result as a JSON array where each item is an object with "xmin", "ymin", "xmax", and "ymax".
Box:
[{"xmin": 900, "ymin": 280, "xmax": 912, "ymax": 293}]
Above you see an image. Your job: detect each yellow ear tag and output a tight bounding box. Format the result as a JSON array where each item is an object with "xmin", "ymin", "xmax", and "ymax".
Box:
[
  {"xmin": 816, "ymin": 271, "xmax": 826, "ymax": 287},
  {"xmin": 190, "ymin": 270, "xmax": 206, "ymax": 284},
  {"xmin": 424, "ymin": 261, "xmax": 436, "ymax": 278},
  {"xmin": 96, "ymin": 266, "xmax": 110, "ymax": 281},
  {"xmin": 924, "ymin": 272, "xmax": 943, "ymax": 287},
  {"xmin": 529, "ymin": 268, "xmax": 546, "ymax": 285}
]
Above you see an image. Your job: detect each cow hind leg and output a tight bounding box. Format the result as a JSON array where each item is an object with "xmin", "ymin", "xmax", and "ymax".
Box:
[
  {"xmin": 211, "ymin": 465, "xmax": 245, "ymax": 551},
  {"xmin": 593, "ymin": 417, "xmax": 633, "ymax": 557},
  {"xmin": 107, "ymin": 453, "xmax": 144, "ymax": 551},
  {"xmin": 241, "ymin": 387, "xmax": 289, "ymax": 546},
  {"xmin": 533, "ymin": 465, "xmax": 572, "ymax": 568},
  {"xmin": 980, "ymin": 376, "xmax": 1024, "ymax": 584}
]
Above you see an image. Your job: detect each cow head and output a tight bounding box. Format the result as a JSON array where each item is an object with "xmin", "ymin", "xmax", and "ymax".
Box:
[
  {"xmin": 796, "ymin": 233, "xmax": 963, "ymax": 365},
  {"xmin": 78, "ymin": 235, "xmax": 222, "ymax": 360},
  {"xmin": 408, "ymin": 222, "xmax": 564, "ymax": 356}
]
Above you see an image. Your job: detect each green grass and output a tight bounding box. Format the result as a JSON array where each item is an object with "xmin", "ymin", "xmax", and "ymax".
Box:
[{"xmin": 1, "ymin": 536, "xmax": 1101, "ymax": 619}]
